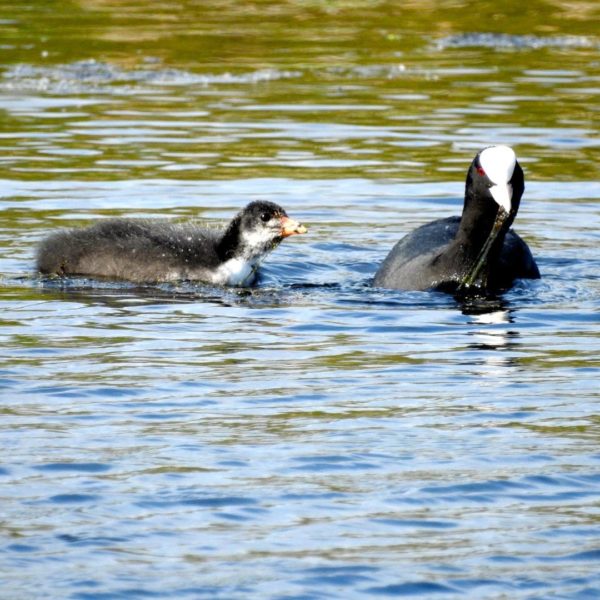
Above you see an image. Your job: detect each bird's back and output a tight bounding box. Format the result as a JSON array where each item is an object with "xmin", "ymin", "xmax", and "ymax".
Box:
[
  {"xmin": 374, "ymin": 217, "xmax": 460, "ymax": 290},
  {"xmin": 374, "ymin": 216, "xmax": 539, "ymax": 291},
  {"xmin": 37, "ymin": 219, "xmax": 222, "ymax": 283}
]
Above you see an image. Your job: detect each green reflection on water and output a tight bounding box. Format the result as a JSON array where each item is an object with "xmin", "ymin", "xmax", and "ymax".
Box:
[{"xmin": 0, "ymin": 0, "xmax": 598, "ymax": 182}]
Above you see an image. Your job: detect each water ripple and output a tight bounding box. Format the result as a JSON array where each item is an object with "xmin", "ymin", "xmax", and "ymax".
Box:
[
  {"xmin": 2, "ymin": 60, "xmax": 301, "ymax": 93},
  {"xmin": 436, "ymin": 33, "xmax": 598, "ymax": 50}
]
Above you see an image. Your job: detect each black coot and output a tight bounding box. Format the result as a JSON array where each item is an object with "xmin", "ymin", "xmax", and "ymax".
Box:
[
  {"xmin": 37, "ymin": 200, "xmax": 307, "ymax": 286},
  {"xmin": 373, "ymin": 145, "xmax": 539, "ymax": 294}
]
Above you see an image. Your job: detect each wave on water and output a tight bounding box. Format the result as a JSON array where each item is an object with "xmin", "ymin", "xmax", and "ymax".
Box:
[
  {"xmin": 1, "ymin": 59, "xmax": 301, "ymax": 93},
  {"xmin": 435, "ymin": 33, "xmax": 597, "ymax": 50}
]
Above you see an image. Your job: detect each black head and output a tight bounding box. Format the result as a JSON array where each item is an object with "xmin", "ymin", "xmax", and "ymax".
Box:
[
  {"xmin": 457, "ymin": 146, "xmax": 526, "ymax": 293},
  {"xmin": 466, "ymin": 145, "xmax": 525, "ymax": 226},
  {"xmin": 219, "ymin": 201, "xmax": 307, "ymax": 260}
]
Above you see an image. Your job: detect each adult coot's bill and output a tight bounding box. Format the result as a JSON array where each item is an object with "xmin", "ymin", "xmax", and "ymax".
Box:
[
  {"xmin": 373, "ymin": 145, "xmax": 539, "ymax": 294},
  {"xmin": 37, "ymin": 200, "xmax": 307, "ymax": 287}
]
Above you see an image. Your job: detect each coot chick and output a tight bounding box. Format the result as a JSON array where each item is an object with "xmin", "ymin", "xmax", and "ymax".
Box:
[
  {"xmin": 373, "ymin": 145, "xmax": 539, "ymax": 294},
  {"xmin": 37, "ymin": 200, "xmax": 307, "ymax": 286}
]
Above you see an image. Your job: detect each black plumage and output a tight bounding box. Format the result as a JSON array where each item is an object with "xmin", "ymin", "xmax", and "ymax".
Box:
[
  {"xmin": 374, "ymin": 146, "xmax": 540, "ymax": 294},
  {"xmin": 37, "ymin": 201, "xmax": 306, "ymax": 286}
]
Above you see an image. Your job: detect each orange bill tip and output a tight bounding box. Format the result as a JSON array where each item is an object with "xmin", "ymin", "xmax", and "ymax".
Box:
[{"xmin": 280, "ymin": 216, "xmax": 307, "ymax": 237}]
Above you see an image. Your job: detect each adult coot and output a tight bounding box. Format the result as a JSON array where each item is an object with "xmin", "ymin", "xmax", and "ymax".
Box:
[
  {"xmin": 373, "ymin": 145, "xmax": 539, "ymax": 294},
  {"xmin": 37, "ymin": 200, "xmax": 307, "ymax": 286}
]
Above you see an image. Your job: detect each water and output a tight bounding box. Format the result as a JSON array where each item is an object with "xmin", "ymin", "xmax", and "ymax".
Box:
[{"xmin": 1, "ymin": 2, "xmax": 599, "ymax": 598}]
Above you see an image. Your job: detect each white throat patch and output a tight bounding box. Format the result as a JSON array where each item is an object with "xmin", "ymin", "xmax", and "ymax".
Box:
[
  {"xmin": 214, "ymin": 256, "xmax": 258, "ymax": 287},
  {"xmin": 240, "ymin": 227, "xmax": 276, "ymax": 252},
  {"xmin": 211, "ymin": 222, "xmax": 278, "ymax": 286},
  {"xmin": 480, "ymin": 145, "xmax": 516, "ymax": 213},
  {"xmin": 213, "ymin": 228, "xmax": 277, "ymax": 286}
]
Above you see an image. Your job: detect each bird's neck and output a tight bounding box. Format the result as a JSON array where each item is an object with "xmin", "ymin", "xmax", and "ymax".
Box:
[
  {"xmin": 440, "ymin": 199, "xmax": 509, "ymax": 289},
  {"xmin": 455, "ymin": 191, "xmax": 507, "ymax": 263},
  {"xmin": 217, "ymin": 217, "xmax": 242, "ymax": 261}
]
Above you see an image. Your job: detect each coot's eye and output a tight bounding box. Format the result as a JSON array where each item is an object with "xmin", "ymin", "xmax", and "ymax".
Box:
[
  {"xmin": 260, "ymin": 212, "xmax": 271, "ymax": 222},
  {"xmin": 476, "ymin": 166, "xmax": 486, "ymax": 177}
]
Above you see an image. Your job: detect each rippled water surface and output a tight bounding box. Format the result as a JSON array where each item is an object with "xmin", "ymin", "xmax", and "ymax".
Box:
[{"xmin": 1, "ymin": 1, "xmax": 600, "ymax": 598}]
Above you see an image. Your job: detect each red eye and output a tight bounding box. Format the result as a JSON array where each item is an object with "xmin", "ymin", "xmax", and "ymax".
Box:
[{"xmin": 476, "ymin": 167, "xmax": 486, "ymax": 177}]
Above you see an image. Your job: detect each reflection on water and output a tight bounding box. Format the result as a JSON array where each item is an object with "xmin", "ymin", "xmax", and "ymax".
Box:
[
  {"xmin": 1, "ymin": 24, "xmax": 599, "ymax": 182},
  {"xmin": 1, "ymin": 1, "xmax": 600, "ymax": 598},
  {"xmin": 436, "ymin": 32, "xmax": 598, "ymax": 49},
  {"xmin": 464, "ymin": 307, "xmax": 519, "ymax": 373}
]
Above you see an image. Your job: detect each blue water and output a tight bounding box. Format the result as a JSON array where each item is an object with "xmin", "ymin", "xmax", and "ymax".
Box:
[
  {"xmin": 1, "ymin": 4, "xmax": 600, "ymax": 598},
  {"xmin": 2, "ymin": 176, "xmax": 600, "ymax": 598}
]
